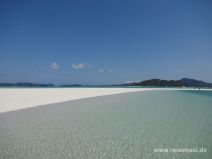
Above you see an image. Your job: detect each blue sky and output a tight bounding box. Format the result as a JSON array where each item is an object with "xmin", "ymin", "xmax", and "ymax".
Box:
[{"xmin": 0, "ymin": 0, "xmax": 212, "ymax": 84}]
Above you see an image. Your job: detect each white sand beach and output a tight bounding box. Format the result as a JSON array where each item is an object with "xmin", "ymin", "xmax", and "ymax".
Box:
[
  {"xmin": 0, "ymin": 88, "xmax": 146, "ymax": 113},
  {"xmin": 0, "ymin": 87, "xmax": 211, "ymax": 113}
]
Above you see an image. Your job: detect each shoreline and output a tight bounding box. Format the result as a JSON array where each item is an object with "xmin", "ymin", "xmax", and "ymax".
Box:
[{"xmin": 0, "ymin": 88, "xmax": 211, "ymax": 113}]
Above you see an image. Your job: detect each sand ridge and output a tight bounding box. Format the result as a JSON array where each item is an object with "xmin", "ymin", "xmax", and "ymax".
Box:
[{"xmin": 0, "ymin": 88, "xmax": 211, "ymax": 113}]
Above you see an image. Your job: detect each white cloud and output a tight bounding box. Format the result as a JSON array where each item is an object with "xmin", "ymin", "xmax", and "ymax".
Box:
[
  {"xmin": 49, "ymin": 62, "xmax": 59, "ymax": 70},
  {"xmin": 125, "ymin": 80, "xmax": 140, "ymax": 83},
  {"xmin": 98, "ymin": 69, "xmax": 116, "ymax": 73},
  {"xmin": 126, "ymin": 80, "xmax": 134, "ymax": 83},
  {"xmin": 72, "ymin": 63, "xmax": 91, "ymax": 70},
  {"xmin": 98, "ymin": 69, "xmax": 105, "ymax": 73}
]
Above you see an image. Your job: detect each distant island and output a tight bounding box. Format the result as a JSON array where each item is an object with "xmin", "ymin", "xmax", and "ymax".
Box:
[
  {"xmin": 122, "ymin": 78, "xmax": 212, "ymax": 88},
  {"xmin": 0, "ymin": 83, "xmax": 54, "ymax": 87},
  {"xmin": 0, "ymin": 78, "xmax": 212, "ymax": 88}
]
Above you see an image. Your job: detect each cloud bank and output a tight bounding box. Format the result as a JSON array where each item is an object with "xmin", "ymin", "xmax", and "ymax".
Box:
[
  {"xmin": 49, "ymin": 62, "xmax": 59, "ymax": 70},
  {"xmin": 98, "ymin": 69, "xmax": 115, "ymax": 73},
  {"xmin": 72, "ymin": 63, "xmax": 91, "ymax": 70}
]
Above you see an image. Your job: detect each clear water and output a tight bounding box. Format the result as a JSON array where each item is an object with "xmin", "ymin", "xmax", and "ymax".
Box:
[{"xmin": 0, "ymin": 90, "xmax": 211, "ymax": 159}]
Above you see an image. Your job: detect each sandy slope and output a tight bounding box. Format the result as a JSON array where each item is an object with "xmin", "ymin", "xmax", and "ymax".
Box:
[
  {"xmin": 0, "ymin": 88, "xmax": 210, "ymax": 113},
  {"xmin": 0, "ymin": 88, "xmax": 148, "ymax": 113}
]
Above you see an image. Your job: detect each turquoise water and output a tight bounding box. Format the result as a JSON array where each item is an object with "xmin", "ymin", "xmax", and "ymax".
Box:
[{"xmin": 0, "ymin": 90, "xmax": 211, "ymax": 159}]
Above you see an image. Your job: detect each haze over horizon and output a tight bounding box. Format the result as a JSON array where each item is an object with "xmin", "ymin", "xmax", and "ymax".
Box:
[{"xmin": 0, "ymin": 0, "xmax": 212, "ymax": 84}]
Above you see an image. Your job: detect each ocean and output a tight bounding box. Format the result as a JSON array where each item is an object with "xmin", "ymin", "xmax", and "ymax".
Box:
[{"xmin": 0, "ymin": 90, "xmax": 211, "ymax": 159}]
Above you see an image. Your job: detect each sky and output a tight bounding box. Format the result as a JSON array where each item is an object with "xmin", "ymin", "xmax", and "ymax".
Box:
[{"xmin": 0, "ymin": 0, "xmax": 212, "ymax": 84}]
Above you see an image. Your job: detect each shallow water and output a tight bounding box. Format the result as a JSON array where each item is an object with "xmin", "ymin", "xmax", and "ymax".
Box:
[{"xmin": 0, "ymin": 90, "xmax": 211, "ymax": 159}]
